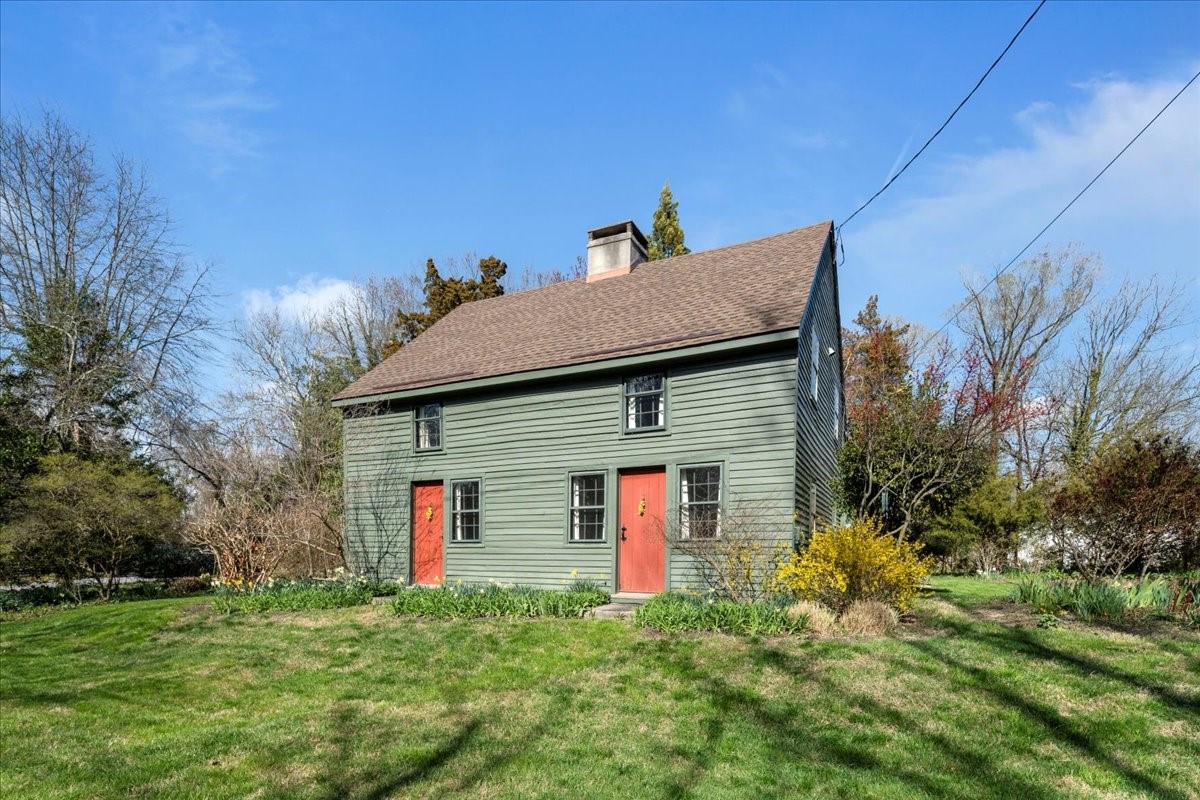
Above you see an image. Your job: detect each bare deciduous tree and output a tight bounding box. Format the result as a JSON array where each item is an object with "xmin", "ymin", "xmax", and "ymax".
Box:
[
  {"xmin": 319, "ymin": 274, "xmax": 420, "ymax": 375},
  {"xmin": 957, "ymin": 247, "xmax": 1098, "ymax": 485},
  {"xmin": 0, "ymin": 111, "xmax": 212, "ymax": 452},
  {"xmin": 505, "ymin": 256, "xmax": 588, "ymax": 293},
  {"xmin": 1050, "ymin": 278, "xmax": 1200, "ymax": 470}
]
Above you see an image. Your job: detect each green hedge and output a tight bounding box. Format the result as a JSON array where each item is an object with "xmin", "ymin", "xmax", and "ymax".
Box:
[
  {"xmin": 0, "ymin": 579, "xmax": 205, "ymax": 612},
  {"xmin": 391, "ymin": 581, "xmax": 609, "ymax": 619},
  {"xmin": 634, "ymin": 592, "xmax": 807, "ymax": 636}
]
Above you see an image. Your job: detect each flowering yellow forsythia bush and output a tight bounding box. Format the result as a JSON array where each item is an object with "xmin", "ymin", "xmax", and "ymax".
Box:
[{"xmin": 769, "ymin": 518, "xmax": 933, "ymax": 612}]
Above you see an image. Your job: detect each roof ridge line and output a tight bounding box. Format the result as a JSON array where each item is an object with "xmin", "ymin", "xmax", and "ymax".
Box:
[{"xmin": 649, "ymin": 219, "xmax": 834, "ymax": 266}]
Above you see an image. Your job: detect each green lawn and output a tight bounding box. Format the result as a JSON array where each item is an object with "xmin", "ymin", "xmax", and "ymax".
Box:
[{"xmin": 2, "ymin": 577, "xmax": 1197, "ymax": 800}]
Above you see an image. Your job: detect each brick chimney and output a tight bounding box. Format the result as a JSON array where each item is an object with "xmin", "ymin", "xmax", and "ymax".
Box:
[{"xmin": 586, "ymin": 220, "xmax": 648, "ymax": 282}]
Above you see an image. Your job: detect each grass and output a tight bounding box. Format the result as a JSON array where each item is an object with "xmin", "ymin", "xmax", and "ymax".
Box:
[{"xmin": 2, "ymin": 575, "xmax": 1198, "ymax": 799}]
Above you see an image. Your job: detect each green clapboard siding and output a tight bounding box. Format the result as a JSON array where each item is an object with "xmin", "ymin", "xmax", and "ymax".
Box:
[
  {"xmin": 342, "ymin": 347, "xmax": 801, "ymax": 591},
  {"xmin": 794, "ymin": 243, "xmax": 845, "ymax": 539}
]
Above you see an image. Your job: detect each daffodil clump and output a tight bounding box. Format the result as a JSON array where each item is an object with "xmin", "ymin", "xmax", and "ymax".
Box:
[
  {"xmin": 769, "ymin": 518, "xmax": 932, "ymax": 612},
  {"xmin": 212, "ymin": 573, "xmax": 403, "ymax": 614},
  {"xmin": 392, "ymin": 572, "xmax": 609, "ymax": 619}
]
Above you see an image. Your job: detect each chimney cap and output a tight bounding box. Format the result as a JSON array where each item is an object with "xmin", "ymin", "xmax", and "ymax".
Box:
[{"xmin": 587, "ymin": 220, "xmax": 648, "ymax": 250}]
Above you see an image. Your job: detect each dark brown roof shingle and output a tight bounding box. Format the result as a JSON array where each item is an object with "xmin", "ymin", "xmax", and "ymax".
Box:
[{"xmin": 334, "ymin": 220, "xmax": 832, "ymax": 401}]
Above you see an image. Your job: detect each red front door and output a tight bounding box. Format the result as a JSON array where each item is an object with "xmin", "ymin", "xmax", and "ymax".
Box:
[
  {"xmin": 412, "ymin": 481, "xmax": 444, "ymax": 585},
  {"xmin": 618, "ymin": 467, "xmax": 666, "ymax": 593}
]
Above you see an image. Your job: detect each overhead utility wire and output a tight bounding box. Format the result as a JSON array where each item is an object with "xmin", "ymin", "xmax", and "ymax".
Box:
[
  {"xmin": 927, "ymin": 67, "xmax": 1200, "ymax": 344},
  {"xmin": 837, "ymin": 0, "xmax": 1046, "ymax": 235}
]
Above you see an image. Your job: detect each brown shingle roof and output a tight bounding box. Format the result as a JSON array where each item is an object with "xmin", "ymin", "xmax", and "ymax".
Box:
[{"xmin": 334, "ymin": 220, "xmax": 833, "ymax": 402}]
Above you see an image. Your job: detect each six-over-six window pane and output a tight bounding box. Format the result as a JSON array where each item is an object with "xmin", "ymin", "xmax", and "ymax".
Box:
[
  {"xmin": 451, "ymin": 480, "xmax": 481, "ymax": 541},
  {"xmin": 569, "ymin": 473, "xmax": 606, "ymax": 542},
  {"xmin": 680, "ymin": 465, "xmax": 721, "ymax": 539},
  {"xmin": 624, "ymin": 374, "xmax": 665, "ymax": 431},
  {"xmin": 415, "ymin": 403, "xmax": 442, "ymax": 450}
]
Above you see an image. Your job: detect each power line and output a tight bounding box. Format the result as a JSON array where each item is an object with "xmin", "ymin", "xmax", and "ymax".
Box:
[
  {"xmin": 837, "ymin": 0, "xmax": 1046, "ymax": 234},
  {"xmin": 929, "ymin": 67, "xmax": 1200, "ymax": 343}
]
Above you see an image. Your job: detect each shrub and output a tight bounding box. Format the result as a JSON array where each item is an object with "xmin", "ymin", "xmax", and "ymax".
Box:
[
  {"xmin": 634, "ymin": 592, "xmax": 806, "ymax": 636},
  {"xmin": 660, "ymin": 499, "xmax": 789, "ymax": 602},
  {"xmin": 788, "ymin": 600, "xmax": 838, "ymax": 638},
  {"xmin": 0, "ymin": 579, "xmax": 170, "ymax": 612},
  {"xmin": 212, "ymin": 577, "xmax": 376, "ymax": 613},
  {"xmin": 132, "ymin": 540, "xmax": 215, "ymax": 580},
  {"xmin": 838, "ymin": 600, "xmax": 898, "ymax": 636},
  {"xmin": 166, "ymin": 576, "xmax": 211, "ymax": 597},
  {"xmin": 3, "ymin": 453, "xmax": 185, "ymax": 600},
  {"xmin": 770, "ymin": 518, "xmax": 933, "ymax": 612},
  {"xmin": 391, "ymin": 580, "xmax": 609, "ymax": 620}
]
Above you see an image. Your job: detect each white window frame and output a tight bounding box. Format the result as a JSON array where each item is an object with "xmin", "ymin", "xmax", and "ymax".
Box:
[
  {"xmin": 568, "ymin": 472, "xmax": 606, "ymax": 542},
  {"xmin": 679, "ymin": 464, "xmax": 722, "ymax": 540},
  {"xmin": 450, "ymin": 479, "xmax": 481, "ymax": 542},
  {"xmin": 624, "ymin": 374, "xmax": 666, "ymax": 432},
  {"xmin": 414, "ymin": 402, "xmax": 443, "ymax": 451},
  {"xmin": 810, "ymin": 328, "xmax": 820, "ymax": 402}
]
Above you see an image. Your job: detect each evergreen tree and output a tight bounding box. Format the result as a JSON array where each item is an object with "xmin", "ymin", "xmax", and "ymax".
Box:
[
  {"xmin": 647, "ymin": 181, "xmax": 690, "ymax": 261},
  {"xmin": 383, "ymin": 255, "xmax": 507, "ymax": 357}
]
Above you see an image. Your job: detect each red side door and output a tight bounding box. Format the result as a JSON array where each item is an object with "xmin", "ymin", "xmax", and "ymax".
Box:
[
  {"xmin": 618, "ymin": 467, "xmax": 667, "ymax": 593},
  {"xmin": 411, "ymin": 481, "xmax": 444, "ymax": 585}
]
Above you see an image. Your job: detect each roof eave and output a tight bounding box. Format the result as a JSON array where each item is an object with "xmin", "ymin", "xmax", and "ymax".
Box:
[{"xmin": 331, "ymin": 327, "xmax": 800, "ymax": 408}]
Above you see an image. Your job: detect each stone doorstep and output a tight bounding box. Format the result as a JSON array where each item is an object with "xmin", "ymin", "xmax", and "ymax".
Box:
[
  {"xmin": 585, "ymin": 602, "xmax": 638, "ymax": 620},
  {"xmin": 610, "ymin": 592, "xmax": 655, "ymax": 605}
]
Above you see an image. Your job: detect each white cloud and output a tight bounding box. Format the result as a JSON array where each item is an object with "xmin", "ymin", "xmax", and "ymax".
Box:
[
  {"xmin": 109, "ymin": 10, "xmax": 276, "ymax": 176},
  {"xmin": 842, "ymin": 67, "xmax": 1200, "ymax": 322},
  {"xmin": 244, "ymin": 276, "xmax": 356, "ymax": 320}
]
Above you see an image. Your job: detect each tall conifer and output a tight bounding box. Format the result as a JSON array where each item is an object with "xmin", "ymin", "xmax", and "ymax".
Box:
[{"xmin": 647, "ymin": 181, "xmax": 690, "ymax": 260}]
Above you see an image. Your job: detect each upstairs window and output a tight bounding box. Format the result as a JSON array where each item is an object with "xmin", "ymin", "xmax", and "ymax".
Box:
[
  {"xmin": 415, "ymin": 403, "xmax": 442, "ymax": 450},
  {"xmin": 810, "ymin": 328, "xmax": 820, "ymax": 402},
  {"xmin": 569, "ymin": 473, "xmax": 606, "ymax": 542},
  {"xmin": 680, "ymin": 464, "xmax": 721, "ymax": 539},
  {"xmin": 624, "ymin": 374, "xmax": 665, "ymax": 431},
  {"xmin": 451, "ymin": 480, "xmax": 481, "ymax": 542}
]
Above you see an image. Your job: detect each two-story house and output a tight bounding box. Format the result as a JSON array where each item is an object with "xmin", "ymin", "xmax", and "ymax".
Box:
[{"xmin": 332, "ymin": 218, "xmax": 844, "ymax": 596}]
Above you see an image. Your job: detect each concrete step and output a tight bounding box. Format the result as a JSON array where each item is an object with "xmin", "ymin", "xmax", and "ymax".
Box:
[
  {"xmin": 610, "ymin": 592, "xmax": 655, "ymax": 605},
  {"xmin": 586, "ymin": 602, "xmax": 638, "ymax": 620}
]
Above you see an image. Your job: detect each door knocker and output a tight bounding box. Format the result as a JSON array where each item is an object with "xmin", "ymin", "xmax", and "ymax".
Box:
[
  {"xmin": 426, "ymin": 505, "xmax": 434, "ymax": 522},
  {"xmin": 638, "ymin": 497, "xmax": 646, "ymax": 517}
]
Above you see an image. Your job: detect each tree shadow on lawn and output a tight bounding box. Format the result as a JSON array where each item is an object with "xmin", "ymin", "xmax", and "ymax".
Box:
[
  {"xmin": 899, "ymin": 634, "xmax": 1190, "ymax": 800},
  {"xmin": 300, "ymin": 686, "xmax": 571, "ymax": 800},
  {"xmin": 651, "ymin": 615, "xmax": 1194, "ymax": 800},
  {"xmin": 312, "ymin": 706, "xmax": 483, "ymax": 800},
  {"xmin": 928, "ymin": 586, "xmax": 1199, "ymax": 715},
  {"xmin": 654, "ymin": 642, "xmax": 1053, "ymax": 800}
]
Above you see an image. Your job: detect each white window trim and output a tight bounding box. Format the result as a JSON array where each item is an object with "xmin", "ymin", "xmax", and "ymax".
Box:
[
  {"xmin": 414, "ymin": 402, "xmax": 443, "ymax": 451},
  {"xmin": 568, "ymin": 472, "xmax": 607, "ymax": 542},
  {"xmin": 810, "ymin": 328, "xmax": 820, "ymax": 402},
  {"xmin": 624, "ymin": 374, "xmax": 666, "ymax": 432},
  {"xmin": 450, "ymin": 479, "xmax": 481, "ymax": 542},
  {"xmin": 679, "ymin": 464, "xmax": 722, "ymax": 540}
]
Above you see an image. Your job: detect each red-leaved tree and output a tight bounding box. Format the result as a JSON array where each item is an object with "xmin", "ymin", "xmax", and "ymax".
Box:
[{"xmin": 837, "ymin": 297, "xmax": 1037, "ymax": 539}]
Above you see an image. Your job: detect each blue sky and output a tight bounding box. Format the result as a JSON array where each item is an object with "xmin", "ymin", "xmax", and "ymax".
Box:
[{"xmin": 2, "ymin": 1, "xmax": 1198, "ymax": 368}]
